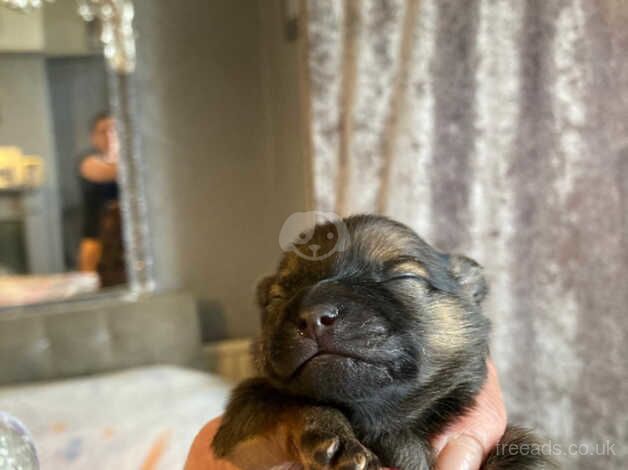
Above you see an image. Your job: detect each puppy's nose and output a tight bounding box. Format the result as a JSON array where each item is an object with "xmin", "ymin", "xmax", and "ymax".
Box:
[{"xmin": 297, "ymin": 304, "xmax": 338, "ymax": 339}]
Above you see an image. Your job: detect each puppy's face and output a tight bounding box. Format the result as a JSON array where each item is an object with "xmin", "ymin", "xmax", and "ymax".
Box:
[{"xmin": 256, "ymin": 215, "xmax": 490, "ymax": 405}]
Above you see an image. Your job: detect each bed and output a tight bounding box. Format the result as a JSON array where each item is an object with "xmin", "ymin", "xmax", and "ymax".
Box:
[
  {"xmin": 0, "ymin": 273, "xmax": 99, "ymax": 309},
  {"xmin": 0, "ymin": 365, "xmax": 232, "ymax": 469},
  {"xmin": 0, "ymin": 292, "xmax": 255, "ymax": 469}
]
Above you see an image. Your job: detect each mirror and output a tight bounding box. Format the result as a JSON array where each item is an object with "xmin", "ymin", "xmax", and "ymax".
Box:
[{"xmin": 0, "ymin": 0, "xmax": 140, "ymax": 308}]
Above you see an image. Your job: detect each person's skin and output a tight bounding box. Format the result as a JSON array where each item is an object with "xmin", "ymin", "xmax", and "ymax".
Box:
[
  {"xmin": 80, "ymin": 116, "xmax": 119, "ymax": 183},
  {"xmin": 184, "ymin": 360, "xmax": 507, "ymax": 470},
  {"xmin": 77, "ymin": 238, "xmax": 102, "ymax": 273},
  {"xmin": 431, "ymin": 360, "xmax": 507, "ymax": 469},
  {"xmin": 77, "ymin": 117, "xmax": 119, "ymax": 272}
]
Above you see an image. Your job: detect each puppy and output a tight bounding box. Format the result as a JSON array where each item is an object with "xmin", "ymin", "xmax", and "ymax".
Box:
[{"xmin": 213, "ymin": 215, "xmax": 556, "ymax": 469}]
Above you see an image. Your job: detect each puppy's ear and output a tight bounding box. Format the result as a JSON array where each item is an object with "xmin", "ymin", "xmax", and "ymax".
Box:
[
  {"xmin": 255, "ymin": 275, "xmax": 276, "ymax": 309},
  {"xmin": 448, "ymin": 255, "xmax": 488, "ymax": 304}
]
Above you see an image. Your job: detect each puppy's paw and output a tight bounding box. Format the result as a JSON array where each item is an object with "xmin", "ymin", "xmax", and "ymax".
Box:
[{"xmin": 298, "ymin": 427, "xmax": 380, "ymax": 470}]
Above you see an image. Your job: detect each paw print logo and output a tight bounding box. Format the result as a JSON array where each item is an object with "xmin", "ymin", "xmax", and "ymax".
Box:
[{"xmin": 279, "ymin": 212, "xmax": 349, "ymax": 260}]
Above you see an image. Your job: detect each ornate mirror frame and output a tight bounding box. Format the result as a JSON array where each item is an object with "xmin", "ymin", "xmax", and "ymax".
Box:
[{"xmin": 2, "ymin": 0, "xmax": 155, "ymax": 297}]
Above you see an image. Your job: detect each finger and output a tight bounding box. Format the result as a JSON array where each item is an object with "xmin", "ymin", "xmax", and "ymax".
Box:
[
  {"xmin": 185, "ymin": 418, "xmax": 240, "ymax": 470},
  {"xmin": 186, "ymin": 417, "xmax": 299, "ymax": 470},
  {"xmin": 435, "ymin": 434, "xmax": 484, "ymax": 470}
]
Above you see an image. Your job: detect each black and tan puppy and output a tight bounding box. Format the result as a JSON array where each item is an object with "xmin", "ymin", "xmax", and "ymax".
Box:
[{"xmin": 213, "ymin": 215, "xmax": 555, "ymax": 469}]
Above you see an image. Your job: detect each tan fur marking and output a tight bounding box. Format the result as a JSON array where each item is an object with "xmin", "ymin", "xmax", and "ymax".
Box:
[
  {"xmin": 269, "ymin": 284, "xmax": 286, "ymax": 299},
  {"xmin": 390, "ymin": 261, "xmax": 429, "ymax": 279},
  {"xmin": 426, "ymin": 299, "xmax": 469, "ymax": 352}
]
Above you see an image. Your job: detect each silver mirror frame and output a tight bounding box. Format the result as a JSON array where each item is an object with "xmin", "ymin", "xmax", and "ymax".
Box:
[{"xmin": 79, "ymin": 0, "xmax": 155, "ymax": 293}]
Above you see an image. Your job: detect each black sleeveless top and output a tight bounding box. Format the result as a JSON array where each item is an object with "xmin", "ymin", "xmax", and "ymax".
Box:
[{"xmin": 78, "ymin": 149, "xmax": 119, "ymax": 239}]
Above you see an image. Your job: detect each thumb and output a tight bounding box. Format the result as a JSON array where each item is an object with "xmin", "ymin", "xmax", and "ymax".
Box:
[
  {"xmin": 432, "ymin": 360, "xmax": 507, "ymax": 469},
  {"xmin": 435, "ymin": 434, "xmax": 485, "ymax": 470}
]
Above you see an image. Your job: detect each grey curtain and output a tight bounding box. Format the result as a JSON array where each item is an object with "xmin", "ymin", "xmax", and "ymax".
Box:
[{"xmin": 305, "ymin": 1, "xmax": 628, "ymax": 469}]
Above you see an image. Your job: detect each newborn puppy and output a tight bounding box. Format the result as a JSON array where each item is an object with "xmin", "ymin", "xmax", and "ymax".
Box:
[{"xmin": 213, "ymin": 215, "xmax": 555, "ymax": 469}]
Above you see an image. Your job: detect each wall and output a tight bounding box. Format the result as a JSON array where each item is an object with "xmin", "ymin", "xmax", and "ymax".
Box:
[
  {"xmin": 0, "ymin": 0, "xmax": 92, "ymax": 54},
  {"xmin": 46, "ymin": 56, "xmax": 109, "ymax": 267},
  {"xmin": 134, "ymin": 0, "xmax": 309, "ymax": 340},
  {"xmin": 0, "ymin": 55, "xmax": 64, "ymax": 274},
  {"xmin": 43, "ymin": 0, "xmax": 94, "ymax": 56},
  {"xmin": 0, "ymin": 7, "xmax": 44, "ymax": 52},
  {"xmin": 0, "ymin": 0, "xmax": 99, "ymax": 274}
]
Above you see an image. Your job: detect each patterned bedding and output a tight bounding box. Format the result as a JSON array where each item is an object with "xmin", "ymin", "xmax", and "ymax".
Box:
[{"xmin": 0, "ymin": 365, "xmax": 232, "ymax": 469}]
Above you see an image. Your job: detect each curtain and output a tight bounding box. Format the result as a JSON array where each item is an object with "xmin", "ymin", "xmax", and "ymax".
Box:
[{"xmin": 305, "ymin": 1, "xmax": 628, "ymax": 468}]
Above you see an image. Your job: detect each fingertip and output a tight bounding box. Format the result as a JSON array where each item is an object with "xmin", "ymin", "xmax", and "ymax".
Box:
[{"xmin": 435, "ymin": 434, "xmax": 485, "ymax": 470}]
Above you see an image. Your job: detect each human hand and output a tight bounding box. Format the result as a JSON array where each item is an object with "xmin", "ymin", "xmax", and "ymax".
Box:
[
  {"xmin": 104, "ymin": 126, "xmax": 120, "ymax": 164},
  {"xmin": 431, "ymin": 359, "xmax": 507, "ymax": 469},
  {"xmin": 185, "ymin": 360, "xmax": 507, "ymax": 470}
]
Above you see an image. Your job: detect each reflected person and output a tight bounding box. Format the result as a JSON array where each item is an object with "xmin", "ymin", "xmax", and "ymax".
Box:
[{"xmin": 77, "ymin": 111, "xmax": 126, "ymax": 287}]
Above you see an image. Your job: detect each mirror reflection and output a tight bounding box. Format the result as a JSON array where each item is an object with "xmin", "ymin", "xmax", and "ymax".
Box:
[{"xmin": 0, "ymin": 0, "xmax": 125, "ymax": 308}]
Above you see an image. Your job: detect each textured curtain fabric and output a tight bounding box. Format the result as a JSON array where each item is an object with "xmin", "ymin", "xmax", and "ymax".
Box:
[{"xmin": 305, "ymin": 1, "xmax": 627, "ymax": 468}]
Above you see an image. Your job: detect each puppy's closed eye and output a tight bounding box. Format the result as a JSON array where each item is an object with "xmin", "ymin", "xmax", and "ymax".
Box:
[{"xmin": 383, "ymin": 259, "xmax": 430, "ymax": 282}]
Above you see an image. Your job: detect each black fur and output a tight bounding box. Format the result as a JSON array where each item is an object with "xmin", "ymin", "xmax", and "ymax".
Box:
[{"xmin": 213, "ymin": 215, "xmax": 557, "ymax": 469}]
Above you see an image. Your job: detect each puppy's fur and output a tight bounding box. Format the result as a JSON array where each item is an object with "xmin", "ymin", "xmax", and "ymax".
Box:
[{"xmin": 213, "ymin": 215, "xmax": 556, "ymax": 469}]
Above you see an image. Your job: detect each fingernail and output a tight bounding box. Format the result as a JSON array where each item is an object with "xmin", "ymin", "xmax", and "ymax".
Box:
[{"xmin": 436, "ymin": 434, "xmax": 484, "ymax": 470}]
